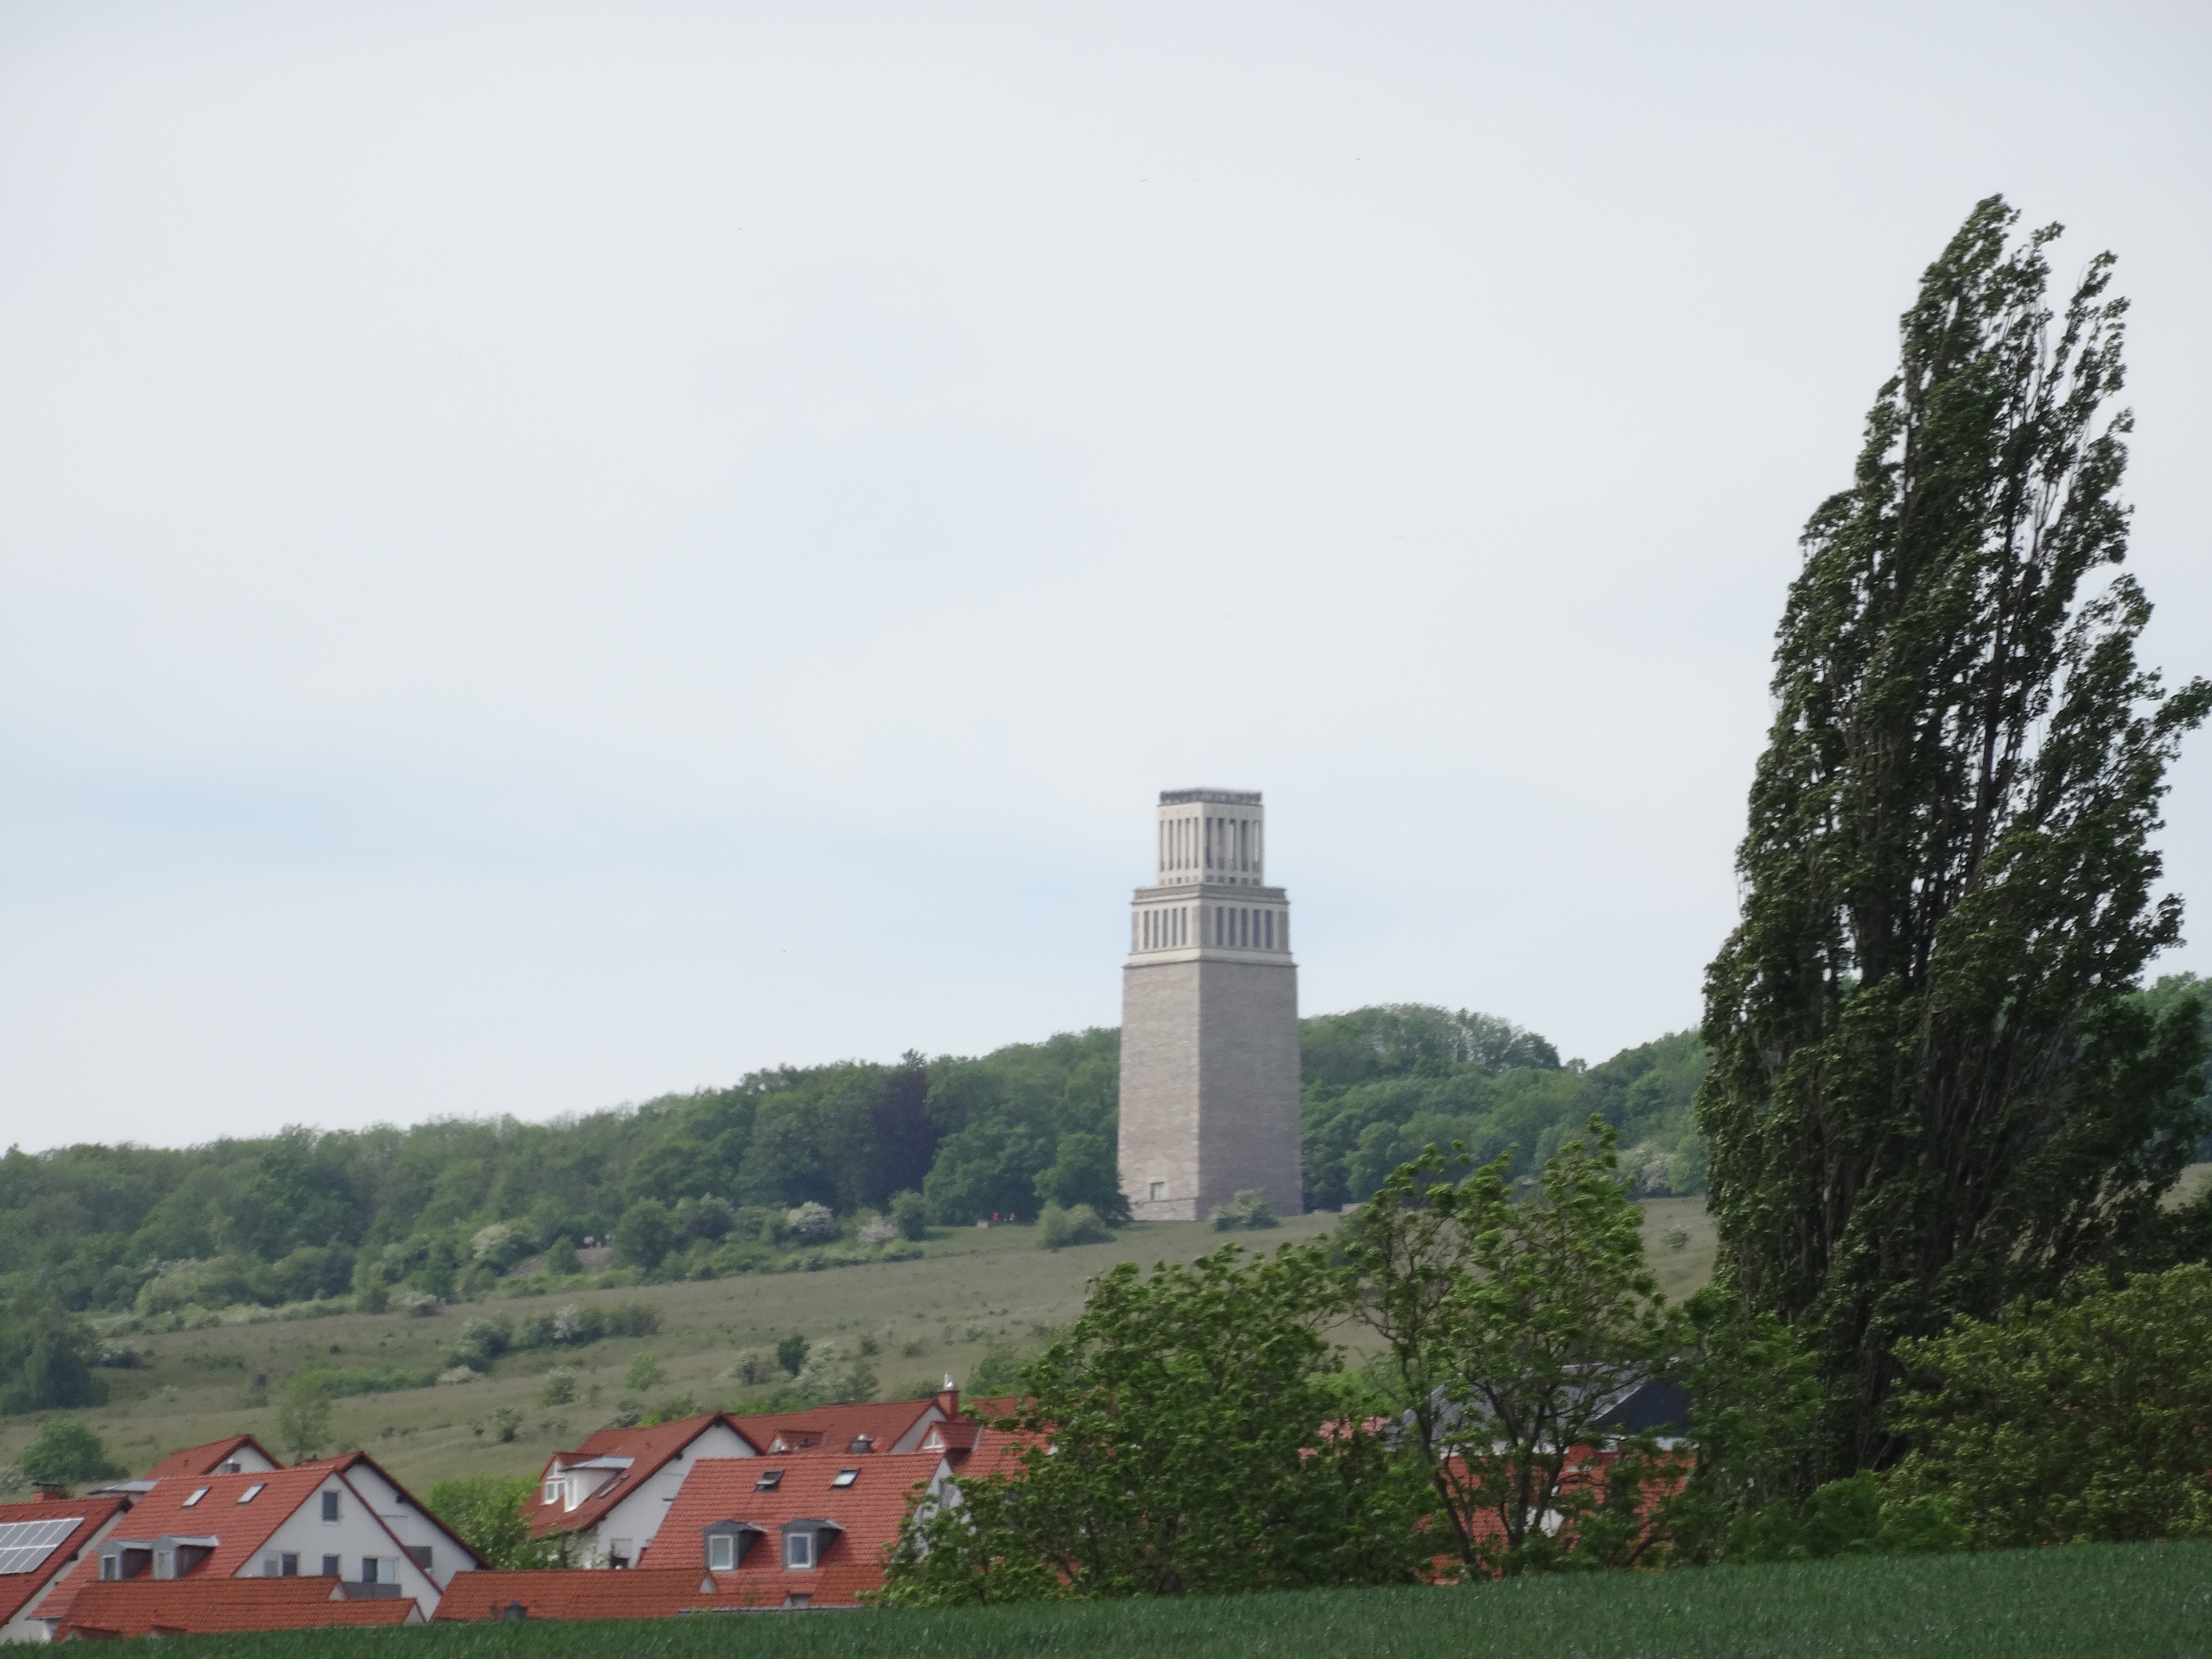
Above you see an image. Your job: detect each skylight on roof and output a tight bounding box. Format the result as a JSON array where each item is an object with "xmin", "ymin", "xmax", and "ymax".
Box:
[
  {"xmin": 181, "ymin": 1487, "xmax": 209, "ymax": 1508},
  {"xmin": 830, "ymin": 1469, "xmax": 859, "ymax": 1489},
  {"xmin": 755, "ymin": 1470, "xmax": 783, "ymax": 1491},
  {"xmin": 236, "ymin": 1483, "xmax": 266, "ymax": 1504},
  {"xmin": 0, "ymin": 1516, "xmax": 82, "ymax": 1576}
]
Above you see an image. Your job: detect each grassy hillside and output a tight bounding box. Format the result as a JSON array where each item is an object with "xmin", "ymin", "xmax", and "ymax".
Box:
[
  {"xmin": 96, "ymin": 1541, "xmax": 2212, "ymax": 1659},
  {"xmin": 0, "ymin": 1199, "xmax": 1711, "ymax": 1491}
]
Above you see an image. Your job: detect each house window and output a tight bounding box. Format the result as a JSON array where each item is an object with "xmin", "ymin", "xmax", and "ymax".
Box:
[
  {"xmin": 1149, "ymin": 1182, "xmax": 1165, "ymax": 1202},
  {"xmin": 218, "ymin": 1462, "xmax": 241, "ymax": 1475},
  {"xmin": 99, "ymin": 1556, "xmax": 118, "ymax": 1581},
  {"xmin": 707, "ymin": 1535, "xmax": 735, "ymax": 1571},
  {"xmin": 543, "ymin": 1479, "xmax": 564, "ymax": 1505},
  {"xmin": 755, "ymin": 1470, "xmax": 783, "ymax": 1491},
  {"xmin": 181, "ymin": 1487, "xmax": 209, "ymax": 1509},
  {"xmin": 237, "ymin": 1484, "xmax": 265, "ymax": 1504},
  {"xmin": 608, "ymin": 1540, "xmax": 633, "ymax": 1569},
  {"xmin": 785, "ymin": 1532, "xmax": 814, "ymax": 1570},
  {"xmin": 831, "ymin": 1469, "xmax": 859, "ymax": 1489},
  {"xmin": 321, "ymin": 1491, "xmax": 341, "ymax": 1522},
  {"xmin": 320, "ymin": 1556, "xmax": 341, "ymax": 1578},
  {"xmin": 281, "ymin": 1554, "xmax": 299, "ymax": 1577},
  {"xmin": 262, "ymin": 1557, "xmax": 277, "ymax": 1576},
  {"xmin": 405, "ymin": 1546, "xmax": 433, "ymax": 1571},
  {"xmin": 154, "ymin": 1550, "xmax": 176, "ymax": 1580}
]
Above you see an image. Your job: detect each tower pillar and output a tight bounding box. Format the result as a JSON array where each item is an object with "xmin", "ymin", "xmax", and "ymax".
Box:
[{"xmin": 1118, "ymin": 789, "xmax": 1303, "ymax": 1221}]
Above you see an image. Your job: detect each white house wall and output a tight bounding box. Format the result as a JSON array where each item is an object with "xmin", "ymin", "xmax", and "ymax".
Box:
[
  {"xmin": 586, "ymin": 1422, "xmax": 755, "ymax": 1568},
  {"xmin": 331, "ymin": 1466, "xmax": 474, "ymax": 1589},
  {"xmin": 249, "ymin": 1480, "xmax": 444, "ymax": 1620},
  {"xmin": 887, "ymin": 1405, "xmax": 948, "ymax": 1454}
]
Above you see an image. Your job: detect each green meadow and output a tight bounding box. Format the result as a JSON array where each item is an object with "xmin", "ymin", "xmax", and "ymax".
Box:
[{"xmin": 112, "ymin": 1541, "xmax": 2212, "ymax": 1659}]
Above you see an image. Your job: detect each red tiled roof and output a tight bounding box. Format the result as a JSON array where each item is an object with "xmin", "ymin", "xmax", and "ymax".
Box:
[
  {"xmin": 0, "ymin": 1494, "xmax": 129, "ymax": 1628},
  {"xmin": 56, "ymin": 1578, "xmax": 416, "ymax": 1638},
  {"xmin": 35, "ymin": 1452, "xmax": 472, "ymax": 1630},
  {"xmin": 655, "ymin": 1449, "xmax": 946, "ymax": 1606},
  {"xmin": 732, "ymin": 1397, "xmax": 945, "ymax": 1456},
  {"xmin": 430, "ymin": 1569, "xmax": 722, "ymax": 1622},
  {"xmin": 141, "ymin": 1436, "xmax": 280, "ymax": 1481},
  {"xmin": 527, "ymin": 1414, "xmax": 763, "ymax": 1540}
]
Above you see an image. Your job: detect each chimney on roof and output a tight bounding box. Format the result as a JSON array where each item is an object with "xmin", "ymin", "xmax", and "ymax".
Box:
[
  {"xmin": 848, "ymin": 1434, "xmax": 874, "ymax": 1454},
  {"xmin": 33, "ymin": 1482, "xmax": 70, "ymax": 1501},
  {"xmin": 936, "ymin": 1376, "xmax": 960, "ymax": 1420}
]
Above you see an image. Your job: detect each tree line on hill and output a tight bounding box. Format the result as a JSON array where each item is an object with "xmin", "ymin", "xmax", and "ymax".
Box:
[{"xmin": 0, "ymin": 1001, "xmax": 1721, "ymax": 1414}]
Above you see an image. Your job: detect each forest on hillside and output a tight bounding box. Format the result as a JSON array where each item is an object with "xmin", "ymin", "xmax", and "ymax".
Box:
[
  {"xmin": 0, "ymin": 1004, "xmax": 1706, "ymax": 1329},
  {"xmin": 3, "ymin": 983, "xmax": 2202, "ymax": 1384}
]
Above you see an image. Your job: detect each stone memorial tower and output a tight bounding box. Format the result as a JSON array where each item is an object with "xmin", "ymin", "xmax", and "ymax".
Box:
[{"xmin": 1118, "ymin": 788, "xmax": 1303, "ymax": 1221}]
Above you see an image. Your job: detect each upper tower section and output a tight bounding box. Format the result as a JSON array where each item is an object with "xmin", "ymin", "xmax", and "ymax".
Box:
[{"xmin": 1153, "ymin": 788, "xmax": 1267, "ymax": 888}]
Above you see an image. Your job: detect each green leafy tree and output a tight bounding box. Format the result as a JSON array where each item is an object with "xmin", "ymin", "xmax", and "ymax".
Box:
[
  {"xmin": 1342, "ymin": 1120, "xmax": 1686, "ymax": 1575},
  {"xmin": 1665, "ymin": 1290, "xmax": 1826, "ymax": 1561},
  {"xmin": 0, "ymin": 1296, "xmax": 107, "ymax": 1415},
  {"xmin": 542, "ymin": 1236, "xmax": 582, "ymax": 1276},
  {"xmin": 1036, "ymin": 1202, "xmax": 1109, "ymax": 1249},
  {"xmin": 883, "ymin": 1242, "xmax": 1426, "ymax": 1603},
  {"xmin": 1697, "ymin": 196, "xmax": 2212, "ymax": 1481},
  {"xmin": 1886, "ymin": 1263, "xmax": 2212, "ymax": 1545},
  {"xmin": 775, "ymin": 1333, "xmax": 809, "ymax": 1377},
  {"xmin": 888, "ymin": 1190, "xmax": 929, "ymax": 1242},
  {"xmin": 1209, "ymin": 1188, "xmax": 1279, "ymax": 1231},
  {"xmin": 1032, "ymin": 1132, "xmax": 1130, "ymax": 1223},
  {"xmin": 612, "ymin": 1199, "xmax": 677, "ymax": 1272},
  {"xmin": 276, "ymin": 1378, "xmax": 333, "ymax": 1462},
  {"xmin": 425, "ymin": 1473, "xmax": 566, "ymax": 1569},
  {"xmin": 17, "ymin": 1417, "xmax": 126, "ymax": 1488}
]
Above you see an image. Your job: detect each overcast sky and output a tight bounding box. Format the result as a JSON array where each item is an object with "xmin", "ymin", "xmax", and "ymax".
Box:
[{"xmin": 3, "ymin": 0, "xmax": 2208, "ymax": 1153}]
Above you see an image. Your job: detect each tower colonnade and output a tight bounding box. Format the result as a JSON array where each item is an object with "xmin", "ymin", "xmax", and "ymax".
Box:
[{"xmin": 1153, "ymin": 796, "xmax": 1267, "ymax": 886}]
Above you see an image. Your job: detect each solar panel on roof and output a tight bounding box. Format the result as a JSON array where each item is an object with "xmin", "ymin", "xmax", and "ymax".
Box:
[{"xmin": 0, "ymin": 1516, "xmax": 83, "ymax": 1575}]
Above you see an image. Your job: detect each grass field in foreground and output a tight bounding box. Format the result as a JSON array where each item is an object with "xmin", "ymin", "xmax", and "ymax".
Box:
[{"xmin": 118, "ymin": 1542, "xmax": 2212, "ymax": 1659}]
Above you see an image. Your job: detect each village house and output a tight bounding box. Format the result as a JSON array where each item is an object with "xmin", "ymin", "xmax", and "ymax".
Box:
[
  {"xmin": 483, "ymin": 1392, "xmax": 1030, "ymax": 1617},
  {"xmin": 134, "ymin": 1435, "xmax": 282, "ymax": 1482},
  {"xmin": 647, "ymin": 1396, "xmax": 1032, "ymax": 1608},
  {"xmin": 524, "ymin": 1389, "xmax": 970, "ymax": 1570},
  {"xmin": 525, "ymin": 1412, "xmax": 764, "ymax": 1568},
  {"xmin": 27, "ymin": 1442, "xmax": 483, "ymax": 1639},
  {"xmin": 0, "ymin": 1492, "xmax": 135, "ymax": 1644}
]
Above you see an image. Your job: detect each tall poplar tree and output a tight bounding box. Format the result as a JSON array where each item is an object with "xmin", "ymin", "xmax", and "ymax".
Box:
[{"xmin": 1697, "ymin": 197, "xmax": 2211, "ymax": 1479}]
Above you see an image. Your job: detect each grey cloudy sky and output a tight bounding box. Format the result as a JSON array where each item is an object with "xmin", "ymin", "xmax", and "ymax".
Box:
[{"xmin": 3, "ymin": 0, "xmax": 2208, "ymax": 1153}]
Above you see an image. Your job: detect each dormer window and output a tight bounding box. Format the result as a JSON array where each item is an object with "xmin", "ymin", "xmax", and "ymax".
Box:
[
  {"xmin": 923, "ymin": 1430, "xmax": 944, "ymax": 1450},
  {"xmin": 778, "ymin": 1519, "xmax": 841, "ymax": 1571},
  {"xmin": 830, "ymin": 1469, "xmax": 859, "ymax": 1489},
  {"xmin": 181, "ymin": 1487, "xmax": 210, "ymax": 1508},
  {"xmin": 542, "ymin": 1477, "xmax": 565, "ymax": 1506},
  {"xmin": 236, "ymin": 1484, "xmax": 265, "ymax": 1505},
  {"xmin": 701, "ymin": 1521, "xmax": 763, "ymax": 1572}
]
